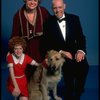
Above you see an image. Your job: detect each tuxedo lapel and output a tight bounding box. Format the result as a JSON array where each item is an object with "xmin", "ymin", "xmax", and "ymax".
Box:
[
  {"xmin": 56, "ymin": 22, "xmax": 65, "ymax": 42},
  {"xmin": 52, "ymin": 17, "xmax": 66, "ymax": 42}
]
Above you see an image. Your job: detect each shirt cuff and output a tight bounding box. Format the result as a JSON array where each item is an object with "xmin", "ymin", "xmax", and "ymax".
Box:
[
  {"xmin": 8, "ymin": 63, "xmax": 13, "ymax": 67},
  {"xmin": 31, "ymin": 60, "xmax": 37, "ymax": 65},
  {"xmin": 77, "ymin": 50, "xmax": 86, "ymax": 55}
]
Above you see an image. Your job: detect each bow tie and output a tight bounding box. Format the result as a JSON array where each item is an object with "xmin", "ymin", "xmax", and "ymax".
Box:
[{"xmin": 58, "ymin": 17, "xmax": 66, "ymax": 23}]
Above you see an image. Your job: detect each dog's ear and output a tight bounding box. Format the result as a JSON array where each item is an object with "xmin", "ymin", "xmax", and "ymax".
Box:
[
  {"xmin": 47, "ymin": 51, "xmax": 50, "ymax": 55},
  {"xmin": 47, "ymin": 50, "xmax": 52, "ymax": 55},
  {"xmin": 45, "ymin": 58, "xmax": 48, "ymax": 64},
  {"xmin": 60, "ymin": 53, "xmax": 65, "ymax": 64},
  {"xmin": 59, "ymin": 51, "xmax": 66, "ymax": 58}
]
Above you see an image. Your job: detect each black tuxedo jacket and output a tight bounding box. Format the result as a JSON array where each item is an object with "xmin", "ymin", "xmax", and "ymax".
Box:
[{"xmin": 40, "ymin": 13, "xmax": 86, "ymax": 59}]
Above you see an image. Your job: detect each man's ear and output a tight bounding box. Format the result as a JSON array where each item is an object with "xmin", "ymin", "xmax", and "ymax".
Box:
[{"xmin": 64, "ymin": 3, "xmax": 66, "ymax": 10}]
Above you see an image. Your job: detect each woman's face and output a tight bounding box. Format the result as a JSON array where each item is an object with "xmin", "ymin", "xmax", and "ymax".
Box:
[
  {"xmin": 14, "ymin": 45, "xmax": 23, "ymax": 58},
  {"xmin": 25, "ymin": 0, "xmax": 39, "ymax": 10}
]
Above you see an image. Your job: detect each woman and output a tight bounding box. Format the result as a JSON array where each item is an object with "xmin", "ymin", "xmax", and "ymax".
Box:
[
  {"xmin": 11, "ymin": 0, "xmax": 51, "ymax": 81},
  {"xmin": 12, "ymin": 0, "xmax": 51, "ymax": 62}
]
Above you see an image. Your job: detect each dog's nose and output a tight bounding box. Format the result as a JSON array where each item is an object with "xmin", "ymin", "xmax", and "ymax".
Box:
[
  {"xmin": 50, "ymin": 58, "xmax": 52, "ymax": 61},
  {"xmin": 51, "ymin": 66, "xmax": 56, "ymax": 71},
  {"xmin": 47, "ymin": 66, "xmax": 56, "ymax": 76},
  {"xmin": 48, "ymin": 66, "xmax": 56, "ymax": 71}
]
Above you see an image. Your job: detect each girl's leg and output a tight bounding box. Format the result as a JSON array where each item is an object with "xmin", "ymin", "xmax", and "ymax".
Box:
[
  {"xmin": 19, "ymin": 96, "xmax": 28, "ymax": 100},
  {"xmin": 13, "ymin": 96, "xmax": 19, "ymax": 100},
  {"xmin": 14, "ymin": 97, "xmax": 18, "ymax": 100}
]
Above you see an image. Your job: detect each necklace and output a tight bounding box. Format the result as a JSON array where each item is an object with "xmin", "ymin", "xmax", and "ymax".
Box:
[
  {"xmin": 19, "ymin": 7, "xmax": 43, "ymax": 40},
  {"xmin": 24, "ymin": 10, "xmax": 37, "ymax": 25},
  {"xmin": 24, "ymin": 10, "xmax": 37, "ymax": 39}
]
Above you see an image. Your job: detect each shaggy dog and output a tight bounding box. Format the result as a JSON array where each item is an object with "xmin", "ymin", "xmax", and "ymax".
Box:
[
  {"xmin": 28, "ymin": 65, "xmax": 43, "ymax": 100},
  {"xmin": 41, "ymin": 50, "xmax": 65, "ymax": 100},
  {"xmin": 28, "ymin": 50, "xmax": 65, "ymax": 100}
]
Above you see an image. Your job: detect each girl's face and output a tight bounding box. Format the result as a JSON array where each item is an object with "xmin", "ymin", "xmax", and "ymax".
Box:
[
  {"xmin": 14, "ymin": 45, "xmax": 23, "ymax": 58},
  {"xmin": 25, "ymin": 0, "xmax": 39, "ymax": 10}
]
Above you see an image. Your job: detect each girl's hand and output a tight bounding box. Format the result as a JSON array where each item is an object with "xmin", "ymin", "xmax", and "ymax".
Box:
[
  {"xmin": 12, "ymin": 87, "xmax": 20, "ymax": 97},
  {"xmin": 35, "ymin": 62, "xmax": 39, "ymax": 66}
]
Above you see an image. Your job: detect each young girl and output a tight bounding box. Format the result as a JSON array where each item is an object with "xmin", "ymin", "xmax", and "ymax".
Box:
[{"xmin": 6, "ymin": 36, "xmax": 39, "ymax": 100}]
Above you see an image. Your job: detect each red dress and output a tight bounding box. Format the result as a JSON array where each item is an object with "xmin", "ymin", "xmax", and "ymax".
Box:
[{"xmin": 7, "ymin": 54, "xmax": 33, "ymax": 97}]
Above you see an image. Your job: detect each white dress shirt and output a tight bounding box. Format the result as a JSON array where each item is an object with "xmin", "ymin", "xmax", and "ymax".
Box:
[{"xmin": 57, "ymin": 14, "xmax": 66, "ymax": 41}]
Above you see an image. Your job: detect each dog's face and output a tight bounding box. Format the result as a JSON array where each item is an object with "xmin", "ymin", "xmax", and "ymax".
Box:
[{"xmin": 46, "ymin": 50, "xmax": 65, "ymax": 76}]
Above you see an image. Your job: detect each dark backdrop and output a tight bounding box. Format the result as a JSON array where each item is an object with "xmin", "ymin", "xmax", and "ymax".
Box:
[{"xmin": 1, "ymin": 0, "xmax": 99, "ymax": 67}]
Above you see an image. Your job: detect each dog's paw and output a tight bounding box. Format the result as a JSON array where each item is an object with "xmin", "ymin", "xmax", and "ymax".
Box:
[
  {"xmin": 54, "ymin": 96, "xmax": 62, "ymax": 100},
  {"xmin": 44, "ymin": 96, "xmax": 50, "ymax": 100}
]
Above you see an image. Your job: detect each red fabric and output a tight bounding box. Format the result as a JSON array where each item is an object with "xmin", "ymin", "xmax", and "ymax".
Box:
[
  {"xmin": 7, "ymin": 54, "xmax": 32, "ymax": 76},
  {"xmin": 42, "ymin": 59, "xmax": 48, "ymax": 68},
  {"xmin": 7, "ymin": 76, "xmax": 28, "ymax": 97},
  {"xmin": 7, "ymin": 54, "xmax": 33, "ymax": 97}
]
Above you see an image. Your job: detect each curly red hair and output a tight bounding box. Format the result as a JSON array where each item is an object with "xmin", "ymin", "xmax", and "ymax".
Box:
[{"xmin": 8, "ymin": 36, "xmax": 27, "ymax": 53}]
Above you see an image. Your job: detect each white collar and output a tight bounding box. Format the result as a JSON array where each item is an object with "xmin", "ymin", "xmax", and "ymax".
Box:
[
  {"xmin": 12, "ymin": 53, "xmax": 25, "ymax": 64},
  {"xmin": 59, "ymin": 14, "xmax": 65, "ymax": 20}
]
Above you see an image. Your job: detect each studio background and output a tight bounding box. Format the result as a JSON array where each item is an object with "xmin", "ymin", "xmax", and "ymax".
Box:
[
  {"xmin": 1, "ymin": 0, "xmax": 99, "ymax": 100},
  {"xmin": 1, "ymin": 0, "xmax": 99, "ymax": 67}
]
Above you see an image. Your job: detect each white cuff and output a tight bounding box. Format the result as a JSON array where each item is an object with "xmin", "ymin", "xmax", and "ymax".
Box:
[
  {"xmin": 8, "ymin": 63, "xmax": 13, "ymax": 67},
  {"xmin": 31, "ymin": 60, "xmax": 37, "ymax": 65},
  {"xmin": 77, "ymin": 50, "xmax": 86, "ymax": 55}
]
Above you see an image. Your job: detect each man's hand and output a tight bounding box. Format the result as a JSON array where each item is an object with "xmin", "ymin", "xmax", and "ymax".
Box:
[
  {"xmin": 59, "ymin": 50, "xmax": 73, "ymax": 59},
  {"xmin": 75, "ymin": 51, "xmax": 85, "ymax": 62}
]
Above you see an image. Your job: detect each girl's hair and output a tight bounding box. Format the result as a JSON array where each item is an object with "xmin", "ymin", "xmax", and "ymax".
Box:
[{"xmin": 8, "ymin": 36, "xmax": 27, "ymax": 53}]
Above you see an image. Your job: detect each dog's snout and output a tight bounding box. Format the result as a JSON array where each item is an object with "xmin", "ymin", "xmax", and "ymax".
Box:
[
  {"xmin": 51, "ymin": 66, "xmax": 56, "ymax": 70},
  {"xmin": 47, "ymin": 66, "xmax": 56, "ymax": 76},
  {"xmin": 50, "ymin": 58, "xmax": 52, "ymax": 61},
  {"xmin": 48, "ymin": 66, "xmax": 56, "ymax": 71}
]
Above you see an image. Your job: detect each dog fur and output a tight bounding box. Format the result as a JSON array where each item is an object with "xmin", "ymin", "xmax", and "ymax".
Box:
[
  {"xmin": 28, "ymin": 65, "xmax": 43, "ymax": 100},
  {"xmin": 41, "ymin": 50, "xmax": 65, "ymax": 100},
  {"xmin": 28, "ymin": 50, "xmax": 65, "ymax": 100}
]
